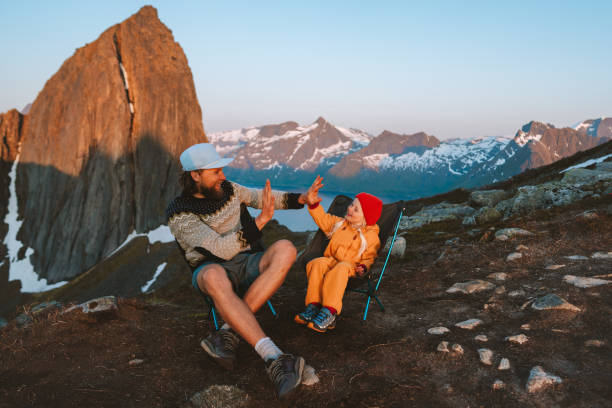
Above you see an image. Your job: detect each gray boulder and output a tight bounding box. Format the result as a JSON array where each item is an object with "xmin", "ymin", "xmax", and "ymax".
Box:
[
  {"xmin": 401, "ymin": 202, "xmax": 475, "ymax": 231},
  {"xmin": 470, "ymin": 189, "xmax": 507, "ymax": 207},
  {"xmin": 474, "ymin": 207, "xmax": 502, "ymax": 224},
  {"xmin": 561, "ymin": 168, "xmax": 612, "ymax": 185},
  {"xmin": 495, "ymin": 182, "xmax": 590, "ymax": 218}
]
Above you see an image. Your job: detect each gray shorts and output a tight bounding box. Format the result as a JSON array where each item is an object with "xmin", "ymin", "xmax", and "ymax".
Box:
[{"xmin": 192, "ymin": 252, "xmax": 263, "ymax": 297}]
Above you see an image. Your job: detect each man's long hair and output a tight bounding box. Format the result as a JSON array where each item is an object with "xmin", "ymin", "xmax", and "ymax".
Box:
[{"xmin": 179, "ymin": 171, "xmax": 199, "ymax": 196}]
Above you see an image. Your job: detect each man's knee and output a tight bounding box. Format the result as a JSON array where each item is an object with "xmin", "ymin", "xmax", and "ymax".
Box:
[
  {"xmin": 198, "ymin": 264, "xmax": 232, "ymax": 296},
  {"xmin": 272, "ymin": 239, "xmax": 297, "ymax": 260}
]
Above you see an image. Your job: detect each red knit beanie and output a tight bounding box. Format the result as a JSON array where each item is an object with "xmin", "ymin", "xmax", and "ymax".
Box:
[{"xmin": 355, "ymin": 192, "xmax": 383, "ymax": 226}]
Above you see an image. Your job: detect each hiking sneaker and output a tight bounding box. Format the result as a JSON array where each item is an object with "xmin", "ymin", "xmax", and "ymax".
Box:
[
  {"xmin": 307, "ymin": 308, "xmax": 336, "ymax": 333},
  {"xmin": 294, "ymin": 303, "xmax": 320, "ymax": 325},
  {"xmin": 200, "ymin": 328, "xmax": 240, "ymax": 370},
  {"xmin": 265, "ymin": 353, "xmax": 305, "ymax": 399}
]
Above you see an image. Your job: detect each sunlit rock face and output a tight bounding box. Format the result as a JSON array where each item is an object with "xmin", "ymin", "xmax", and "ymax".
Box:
[{"xmin": 13, "ymin": 6, "xmax": 206, "ymax": 282}]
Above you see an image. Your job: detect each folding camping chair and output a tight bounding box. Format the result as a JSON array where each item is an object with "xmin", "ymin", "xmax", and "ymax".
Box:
[
  {"xmin": 175, "ymin": 240, "xmax": 277, "ymax": 331},
  {"xmin": 296, "ymin": 195, "xmax": 405, "ymax": 323}
]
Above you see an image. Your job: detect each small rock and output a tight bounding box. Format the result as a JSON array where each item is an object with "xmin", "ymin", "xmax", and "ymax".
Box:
[
  {"xmin": 63, "ymin": 296, "xmax": 118, "ymax": 314},
  {"xmin": 494, "ymin": 285, "xmax": 506, "ymax": 294},
  {"xmin": 455, "ymin": 319, "xmax": 483, "ymax": 330},
  {"xmin": 520, "ymin": 324, "xmax": 531, "ymax": 330},
  {"xmin": 441, "ymin": 383, "xmax": 454, "ymax": 393},
  {"xmin": 446, "ymin": 280, "xmax": 495, "ymax": 294},
  {"xmin": 551, "ymin": 328, "xmax": 569, "ymax": 334},
  {"xmin": 492, "ymin": 379, "xmax": 505, "ymax": 390},
  {"xmin": 428, "ymin": 326, "xmax": 450, "ymax": 335},
  {"xmin": 478, "ymin": 348, "xmax": 494, "ymax": 365},
  {"xmin": 546, "ymin": 264, "xmax": 566, "ymax": 270},
  {"xmin": 190, "ymin": 385, "xmax": 249, "ymax": 408},
  {"xmin": 451, "ymin": 344, "xmax": 464, "ymax": 355},
  {"xmin": 505, "ymin": 334, "xmax": 529, "ymax": 344},
  {"xmin": 563, "ymin": 275, "xmax": 611, "ymax": 288},
  {"xmin": 591, "ymin": 251, "xmax": 612, "ymax": 260},
  {"xmin": 509, "ymin": 289, "xmax": 526, "ymax": 297},
  {"xmin": 445, "ymin": 237, "xmax": 460, "ymax": 246},
  {"xmin": 526, "ymin": 366, "xmax": 562, "ymax": 393},
  {"xmin": 584, "ymin": 339, "xmax": 605, "ymax": 348},
  {"xmin": 495, "ymin": 228, "xmax": 535, "ymax": 241},
  {"xmin": 437, "ymin": 341, "xmax": 450, "ymax": 352},
  {"xmin": 531, "ymin": 293, "xmax": 581, "ymax": 312},
  {"xmin": 301, "ymin": 365, "xmax": 319, "ymax": 386},
  {"xmin": 564, "ymin": 255, "xmax": 590, "ymax": 261},
  {"xmin": 498, "ymin": 358, "xmax": 511, "ymax": 370},
  {"xmin": 516, "ymin": 244, "xmax": 529, "ymax": 251},
  {"xmin": 129, "ymin": 359, "xmax": 144, "ymax": 366},
  {"xmin": 475, "ymin": 334, "xmax": 488, "ymax": 342},
  {"xmin": 577, "ymin": 210, "xmax": 599, "ymax": 220},
  {"xmin": 488, "ymin": 272, "xmax": 507, "ymax": 281},
  {"xmin": 506, "ymin": 252, "xmax": 523, "ymax": 261},
  {"xmin": 383, "ymin": 236, "xmax": 406, "ymax": 258}
]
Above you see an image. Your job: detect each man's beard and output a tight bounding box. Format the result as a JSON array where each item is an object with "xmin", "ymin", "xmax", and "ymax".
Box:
[{"xmin": 198, "ymin": 183, "xmax": 225, "ymax": 200}]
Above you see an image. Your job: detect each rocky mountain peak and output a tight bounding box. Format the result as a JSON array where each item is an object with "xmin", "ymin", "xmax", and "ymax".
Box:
[
  {"xmin": 327, "ymin": 130, "xmax": 440, "ymax": 178},
  {"xmin": 575, "ymin": 117, "xmax": 612, "ymax": 139},
  {"xmin": 314, "ymin": 116, "xmax": 329, "ymax": 127},
  {"xmin": 7, "ymin": 6, "xmax": 206, "ymax": 282}
]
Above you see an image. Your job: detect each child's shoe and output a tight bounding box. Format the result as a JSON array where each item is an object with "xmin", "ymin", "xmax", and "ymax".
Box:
[
  {"xmin": 307, "ymin": 307, "xmax": 336, "ymax": 332},
  {"xmin": 294, "ymin": 303, "xmax": 320, "ymax": 325}
]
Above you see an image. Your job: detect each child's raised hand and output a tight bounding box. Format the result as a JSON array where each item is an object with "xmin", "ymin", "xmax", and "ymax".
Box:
[{"xmin": 302, "ymin": 175, "xmax": 324, "ymax": 206}]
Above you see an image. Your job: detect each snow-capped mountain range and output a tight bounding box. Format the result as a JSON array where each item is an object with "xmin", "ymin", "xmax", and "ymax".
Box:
[{"xmin": 209, "ymin": 116, "xmax": 611, "ymax": 198}]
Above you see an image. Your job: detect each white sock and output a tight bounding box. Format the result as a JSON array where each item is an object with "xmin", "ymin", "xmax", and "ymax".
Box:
[
  {"xmin": 254, "ymin": 337, "xmax": 283, "ymax": 362},
  {"xmin": 220, "ymin": 323, "xmax": 231, "ymax": 331}
]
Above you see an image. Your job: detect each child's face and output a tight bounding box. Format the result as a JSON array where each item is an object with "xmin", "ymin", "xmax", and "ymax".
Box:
[{"xmin": 346, "ymin": 198, "xmax": 366, "ymax": 225}]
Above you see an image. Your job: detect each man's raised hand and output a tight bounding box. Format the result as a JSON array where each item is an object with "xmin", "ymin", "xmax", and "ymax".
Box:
[{"xmin": 256, "ymin": 179, "xmax": 275, "ymax": 230}]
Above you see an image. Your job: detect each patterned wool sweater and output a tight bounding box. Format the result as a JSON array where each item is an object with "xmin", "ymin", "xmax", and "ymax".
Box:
[{"xmin": 166, "ymin": 180, "xmax": 303, "ymax": 269}]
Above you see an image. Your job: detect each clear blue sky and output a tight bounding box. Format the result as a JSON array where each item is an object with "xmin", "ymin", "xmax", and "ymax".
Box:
[{"xmin": 1, "ymin": 1, "xmax": 611, "ymax": 139}]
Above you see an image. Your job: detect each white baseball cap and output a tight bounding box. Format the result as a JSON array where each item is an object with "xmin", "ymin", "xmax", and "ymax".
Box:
[{"xmin": 180, "ymin": 143, "xmax": 234, "ymax": 171}]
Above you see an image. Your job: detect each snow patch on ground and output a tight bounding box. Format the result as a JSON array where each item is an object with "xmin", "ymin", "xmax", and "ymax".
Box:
[
  {"xmin": 561, "ymin": 153, "xmax": 612, "ymax": 173},
  {"xmin": 141, "ymin": 262, "xmax": 167, "ymax": 293}
]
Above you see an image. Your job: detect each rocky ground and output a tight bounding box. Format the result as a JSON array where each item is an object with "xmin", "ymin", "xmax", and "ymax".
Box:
[{"xmin": 1, "ymin": 192, "xmax": 610, "ymax": 407}]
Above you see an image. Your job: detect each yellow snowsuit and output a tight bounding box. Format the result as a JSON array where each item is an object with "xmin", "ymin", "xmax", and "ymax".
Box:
[{"xmin": 305, "ymin": 204, "xmax": 381, "ymax": 314}]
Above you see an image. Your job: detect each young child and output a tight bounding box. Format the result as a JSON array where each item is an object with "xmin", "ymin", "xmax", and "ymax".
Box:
[{"xmin": 295, "ymin": 176, "xmax": 382, "ymax": 332}]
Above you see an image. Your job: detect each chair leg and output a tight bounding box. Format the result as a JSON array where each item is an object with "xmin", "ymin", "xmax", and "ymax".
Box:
[
  {"xmin": 362, "ymin": 296, "xmax": 373, "ymax": 322},
  {"xmin": 362, "ymin": 289, "xmax": 385, "ymax": 323},
  {"xmin": 266, "ymin": 300, "xmax": 277, "ymax": 318},
  {"xmin": 210, "ymin": 305, "xmax": 220, "ymax": 331},
  {"xmin": 372, "ymin": 294, "xmax": 385, "ymax": 312}
]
